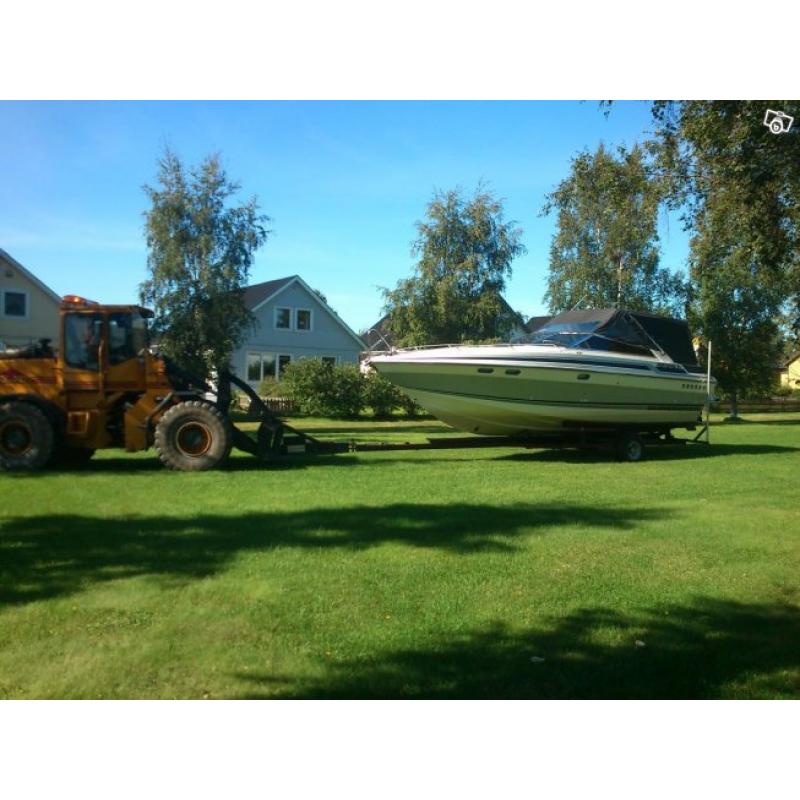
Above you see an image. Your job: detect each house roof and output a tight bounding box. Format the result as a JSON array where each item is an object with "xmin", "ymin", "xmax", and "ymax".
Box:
[
  {"xmin": 783, "ymin": 351, "xmax": 800, "ymax": 368},
  {"xmin": 525, "ymin": 315, "xmax": 551, "ymax": 333},
  {"xmin": 0, "ymin": 248, "xmax": 61, "ymax": 304},
  {"xmin": 243, "ymin": 274, "xmax": 365, "ymax": 349},
  {"xmin": 242, "ymin": 276, "xmax": 297, "ymax": 310}
]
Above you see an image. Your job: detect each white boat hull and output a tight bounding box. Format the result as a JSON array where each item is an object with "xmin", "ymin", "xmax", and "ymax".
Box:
[{"xmin": 370, "ymin": 353, "xmax": 710, "ymax": 436}]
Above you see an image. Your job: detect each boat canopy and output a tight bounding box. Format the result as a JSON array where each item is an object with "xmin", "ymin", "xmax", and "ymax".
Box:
[{"xmin": 528, "ymin": 308, "xmax": 700, "ymax": 366}]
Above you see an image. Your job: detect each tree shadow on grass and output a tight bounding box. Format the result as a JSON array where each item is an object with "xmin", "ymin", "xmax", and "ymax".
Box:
[
  {"xmin": 235, "ymin": 598, "xmax": 800, "ymax": 699},
  {"xmin": 14, "ymin": 452, "xmax": 483, "ymax": 476},
  {"xmin": 0, "ymin": 502, "xmax": 665, "ymax": 607}
]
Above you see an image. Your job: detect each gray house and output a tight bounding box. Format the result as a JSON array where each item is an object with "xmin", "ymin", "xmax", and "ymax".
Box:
[
  {"xmin": 0, "ymin": 248, "xmax": 61, "ymax": 351},
  {"xmin": 232, "ymin": 275, "xmax": 365, "ymax": 387}
]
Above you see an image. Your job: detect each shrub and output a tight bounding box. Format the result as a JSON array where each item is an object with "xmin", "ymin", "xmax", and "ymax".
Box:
[
  {"xmin": 397, "ymin": 392, "xmax": 422, "ymax": 417},
  {"xmin": 258, "ymin": 376, "xmax": 286, "ymax": 398},
  {"xmin": 282, "ymin": 359, "xmax": 365, "ymax": 418},
  {"xmin": 363, "ymin": 372, "xmax": 402, "ymax": 417}
]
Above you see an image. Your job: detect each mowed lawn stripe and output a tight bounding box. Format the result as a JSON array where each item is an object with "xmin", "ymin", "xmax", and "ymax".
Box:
[{"xmin": 1, "ymin": 416, "xmax": 798, "ymax": 698}]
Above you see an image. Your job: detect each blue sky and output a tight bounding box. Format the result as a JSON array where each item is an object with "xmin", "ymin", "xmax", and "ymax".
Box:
[{"xmin": 0, "ymin": 101, "xmax": 690, "ymax": 331}]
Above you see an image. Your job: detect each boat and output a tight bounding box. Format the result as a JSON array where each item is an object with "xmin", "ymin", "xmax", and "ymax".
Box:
[{"xmin": 366, "ymin": 308, "xmax": 714, "ymax": 437}]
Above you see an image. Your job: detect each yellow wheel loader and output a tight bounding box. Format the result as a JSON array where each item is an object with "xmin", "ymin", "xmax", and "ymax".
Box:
[{"xmin": 0, "ymin": 295, "xmax": 317, "ymax": 471}]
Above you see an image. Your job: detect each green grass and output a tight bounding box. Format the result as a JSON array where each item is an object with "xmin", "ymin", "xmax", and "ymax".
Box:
[{"xmin": 1, "ymin": 414, "xmax": 799, "ymax": 699}]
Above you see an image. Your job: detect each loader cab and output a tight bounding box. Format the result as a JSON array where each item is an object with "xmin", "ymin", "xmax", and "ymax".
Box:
[
  {"xmin": 54, "ymin": 297, "xmax": 157, "ymax": 450},
  {"xmin": 60, "ymin": 297, "xmax": 152, "ymax": 372}
]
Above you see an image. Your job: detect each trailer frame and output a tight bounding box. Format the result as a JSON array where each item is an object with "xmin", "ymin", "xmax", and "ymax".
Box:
[{"xmin": 218, "ymin": 371, "xmax": 710, "ymax": 464}]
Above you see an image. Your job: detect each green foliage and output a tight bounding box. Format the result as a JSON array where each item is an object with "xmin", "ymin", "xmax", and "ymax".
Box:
[
  {"xmin": 363, "ymin": 372, "xmax": 402, "ymax": 418},
  {"xmin": 689, "ymin": 205, "xmax": 785, "ymax": 411},
  {"xmin": 382, "ymin": 185, "xmax": 526, "ymax": 346},
  {"xmin": 257, "ymin": 376, "xmax": 285, "ymax": 398},
  {"xmin": 140, "ymin": 148, "xmax": 270, "ymax": 378},
  {"xmin": 646, "ymin": 101, "xmax": 800, "ymax": 408},
  {"xmin": 282, "ymin": 359, "xmax": 365, "ymax": 418},
  {"xmin": 542, "ymin": 143, "xmax": 686, "ymax": 314},
  {"xmin": 650, "ymin": 101, "xmax": 800, "ymax": 328},
  {"xmin": 397, "ymin": 392, "xmax": 421, "ymax": 418}
]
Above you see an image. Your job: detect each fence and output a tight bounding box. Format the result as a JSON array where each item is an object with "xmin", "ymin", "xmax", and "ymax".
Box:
[
  {"xmin": 711, "ymin": 397, "xmax": 800, "ymax": 414},
  {"xmin": 235, "ymin": 394, "xmax": 297, "ymax": 414}
]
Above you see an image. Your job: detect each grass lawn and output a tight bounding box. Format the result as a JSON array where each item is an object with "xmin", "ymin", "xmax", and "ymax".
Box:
[{"xmin": 1, "ymin": 413, "xmax": 799, "ymax": 699}]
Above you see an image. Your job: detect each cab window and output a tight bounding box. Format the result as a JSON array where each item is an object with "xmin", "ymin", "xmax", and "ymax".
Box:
[
  {"xmin": 109, "ymin": 312, "xmax": 147, "ymax": 365},
  {"xmin": 64, "ymin": 313, "xmax": 104, "ymax": 370}
]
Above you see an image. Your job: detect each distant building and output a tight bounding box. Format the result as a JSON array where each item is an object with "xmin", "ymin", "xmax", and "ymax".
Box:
[
  {"xmin": 525, "ymin": 315, "xmax": 551, "ymax": 334},
  {"xmin": 0, "ymin": 248, "xmax": 61, "ymax": 351},
  {"xmin": 779, "ymin": 352, "xmax": 800, "ymax": 389},
  {"xmin": 232, "ymin": 275, "xmax": 365, "ymax": 386},
  {"xmin": 363, "ymin": 301, "xmax": 549, "ymax": 351}
]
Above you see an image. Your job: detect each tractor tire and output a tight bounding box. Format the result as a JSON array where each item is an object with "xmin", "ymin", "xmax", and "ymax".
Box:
[
  {"xmin": 0, "ymin": 401, "xmax": 55, "ymax": 471},
  {"xmin": 154, "ymin": 400, "xmax": 232, "ymax": 471}
]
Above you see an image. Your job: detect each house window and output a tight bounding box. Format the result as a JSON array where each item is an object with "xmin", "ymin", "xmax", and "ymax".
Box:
[
  {"xmin": 321, "ymin": 356, "xmax": 336, "ymax": 367},
  {"xmin": 275, "ymin": 307, "xmax": 291, "ymax": 329},
  {"xmin": 296, "ymin": 308, "xmax": 312, "ymax": 331},
  {"xmin": 2, "ymin": 290, "xmax": 28, "ymax": 318},
  {"xmin": 247, "ymin": 353, "xmax": 262, "ymax": 382},
  {"xmin": 247, "ymin": 352, "xmax": 278, "ymax": 383},
  {"xmin": 277, "ymin": 354, "xmax": 292, "ymax": 378},
  {"xmin": 262, "ymin": 353, "xmax": 276, "ymax": 379}
]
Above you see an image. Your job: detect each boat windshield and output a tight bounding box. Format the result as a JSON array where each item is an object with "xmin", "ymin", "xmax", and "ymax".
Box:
[
  {"xmin": 529, "ymin": 321, "xmax": 605, "ymax": 348},
  {"xmin": 529, "ymin": 321, "xmax": 654, "ymax": 356}
]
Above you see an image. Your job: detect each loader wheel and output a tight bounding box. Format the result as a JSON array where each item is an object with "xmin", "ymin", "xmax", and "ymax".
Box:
[
  {"xmin": 0, "ymin": 401, "xmax": 55, "ymax": 471},
  {"xmin": 154, "ymin": 400, "xmax": 232, "ymax": 471}
]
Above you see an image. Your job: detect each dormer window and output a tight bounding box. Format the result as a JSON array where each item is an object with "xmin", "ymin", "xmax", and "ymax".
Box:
[
  {"xmin": 296, "ymin": 309, "xmax": 312, "ymax": 331},
  {"xmin": 275, "ymin": 307, "xmax": 291, "ymax": 329},
  {"xmin": 2, "ymin": 290, "xmax": 28, "ymax": 318}
]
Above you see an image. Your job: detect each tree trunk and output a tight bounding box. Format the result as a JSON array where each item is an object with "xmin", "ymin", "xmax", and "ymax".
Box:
[{"xmin": 728, "ymin": 391, "xmax": 739, "ymax": 420}]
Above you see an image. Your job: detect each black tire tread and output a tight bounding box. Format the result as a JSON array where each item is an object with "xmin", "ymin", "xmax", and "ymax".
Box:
[
  {"xmin": 0, "ymin": 401, "xmax": 55, "ymax": 471},
  {"xmin": 154, "ymin": 400, "xmax": 232, "ymax": 471}
]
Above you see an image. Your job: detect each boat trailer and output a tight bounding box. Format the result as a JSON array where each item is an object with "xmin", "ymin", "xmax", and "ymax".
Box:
[{"xmin": 217, "ymin": 371, "xmax": 710, "ymax": 464}]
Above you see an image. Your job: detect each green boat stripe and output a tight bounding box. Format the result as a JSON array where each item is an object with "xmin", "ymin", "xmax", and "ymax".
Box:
[
  {"xmin": 412, "ymin": 386, "xmax": 702, "ymax": 411},
  {"xmin": 385, "ymin": 358, "xmax": 709, "ymax": 383}
]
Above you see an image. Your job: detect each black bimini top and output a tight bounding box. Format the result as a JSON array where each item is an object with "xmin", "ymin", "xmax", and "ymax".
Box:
[{"xmin": 528, "ymin": 308, "xmax": 700, "ymax": 368}]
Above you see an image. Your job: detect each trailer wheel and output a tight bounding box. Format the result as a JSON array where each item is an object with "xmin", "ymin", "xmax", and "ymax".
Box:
[
  {"xmin": 0, "ymin": 401, "xmax": 55, "ymax": 471},
  {"xmin": 618, "ymin": 432, "xmax": 644, "ymax": 462},
  {"xmin": 154, "ymin": 400, "xmax": 232, "ymax": 471}
]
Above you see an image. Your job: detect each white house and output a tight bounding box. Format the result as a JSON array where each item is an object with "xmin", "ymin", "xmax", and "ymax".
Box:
[
  {"xmin": 0, "ymin": 248, "xmax": 61, "ymax": 351},
  {"xmin": 232, "ymin": 275, "xmax": 365, "ymax": 386}
]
